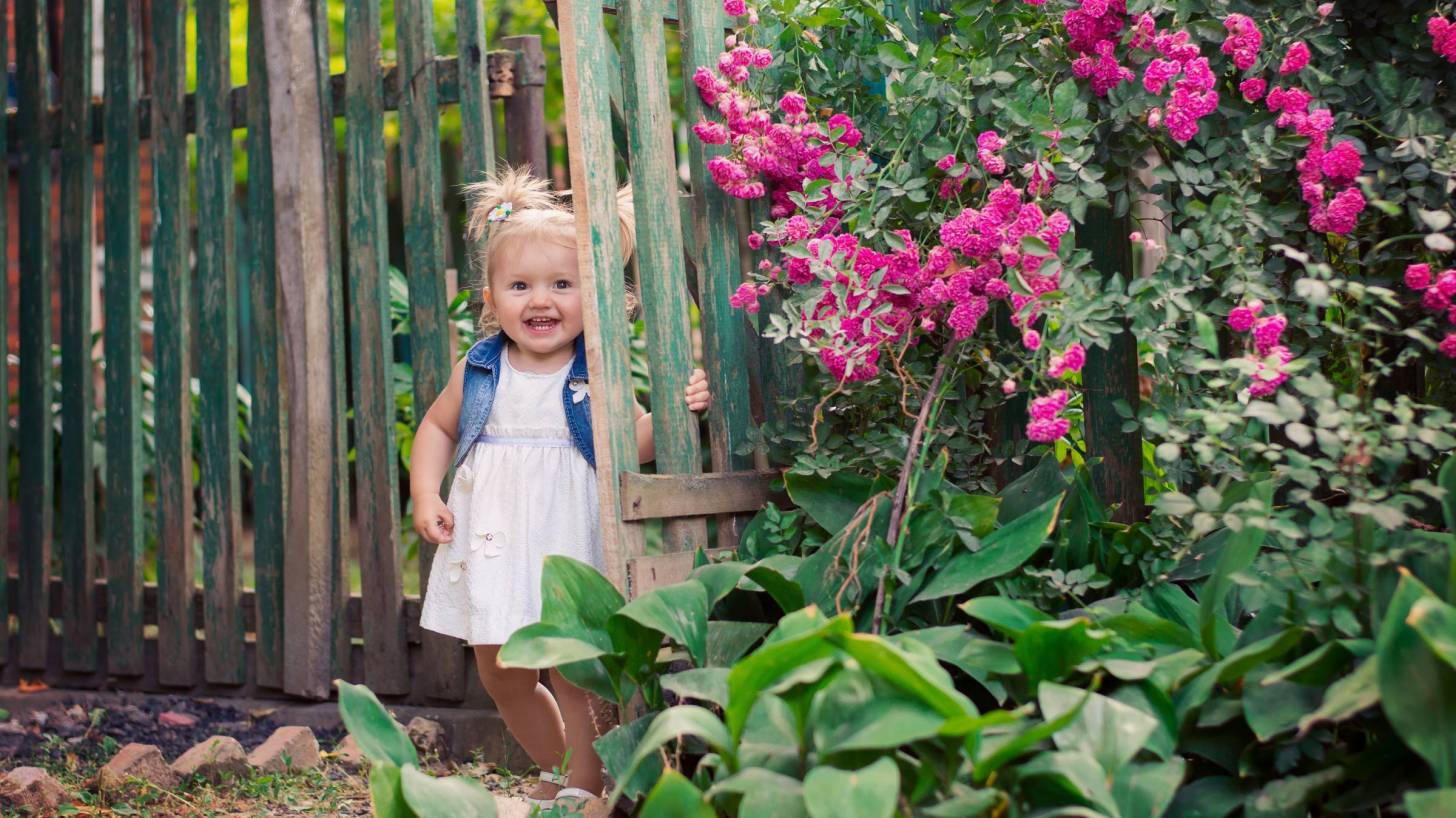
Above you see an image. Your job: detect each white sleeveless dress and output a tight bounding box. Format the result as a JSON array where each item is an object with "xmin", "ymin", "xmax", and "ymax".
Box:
[{"xmin": 419, "ymin": 348, "xmax": 603, "ymax": 646}]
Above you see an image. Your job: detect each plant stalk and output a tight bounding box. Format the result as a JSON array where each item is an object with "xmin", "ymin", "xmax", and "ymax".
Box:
[{"xmin": 871, "ymin": 336, "xmax": 957, "ymax": 634}]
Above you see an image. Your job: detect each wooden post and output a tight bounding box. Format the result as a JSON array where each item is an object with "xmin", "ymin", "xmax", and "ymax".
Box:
[
  {"xmin": 16, "ymin": 0, "xmax": 54, "ymax": 671},
  {"xmin": 619, "ymin": 0, "xmax": 709, "ymax": 559},
  {"xmin": 59, "ymin": 0, "xmax": 98, "ymax": 673},
  {"xmin": 262, "ymin": 0, "xmax": 337, "ymax": 700},
  {"xmin": 1080, "ymin": 203, "xmax": 1146, "ymax": 523},
  {"xmin": 557, "ymin": 0, "xmax": 645, "ymax": 592},
  {"xmin": 247, "ymin": 0, "xmax": 288, "ymax": 690},
  {"xmin": 346, "ymin": 0, "xmax": 410, "ymax": 695},
  {"xmin": 0, "ymin": 0, "xmax": 10, "ymax": 670},
  {"xmin": 502, "ymin": 35, "xmax": 547, "ymax": 180},
  {"xmin": 152, "ymin": 0, "xmax": 196, "ymax": 688}
]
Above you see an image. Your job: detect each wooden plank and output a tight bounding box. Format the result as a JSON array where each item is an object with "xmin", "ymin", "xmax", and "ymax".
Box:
[
  {"xmin": 626, "ymin": 549, "xmax": 736, "ymax": 597},
  {"xmin": 748, "ymin": 198, "xmax": 802, "ymax": 434},
  {"xmin": 345, "ymin": 0, "xmax": 409, "ymax": 695},
  {"xmin": 680, "ymin": 0, "xmax": 757, "ymax": 549},
  {"xmin": 246, "ymin": 0, "xmax": 285, "ymax": 690},
  {"xmin": 0, "ymin": 0, "xmax": 9, "ymax": 669},
  {"xmin": 991, "ymin": 305, "xmax": 1030, "ymax": 488},
  {"xmin": 456, "ymin": 0, "xmax": 496, "ymax": 188},
  {"xmin": 262, "ymin": 0, "xmax": 341, "ymax": 701},
  {"xmin": 557, "ymin": 0, "xmax": 646, "ymax": 593},
  {"xmin": 501, "ymin": 35, "xmax": 547, "ymax": 180},
  {"xmin": 1080, "ymin": 203, "xmax": 1147, "ymax": 524},
  {"xmin": 59, "ymin": 0, "xmax": 98, "ymax": 673},
  {"xmin": 543, "ymin": 1, "xmax": 632, "ymax": 165},
  {"xmin": 620, "ymin": 471, "xmax": 778, "ymax": 521},
  {"xmin": 619, "ymin": 0, "xmax": 709, "ymax": 557},
  {"xmin": 396, "ymin": 0, "xmax": 464, "ymax": 701},
  {"xmin": 15, "ymin": 0, "xmax": 55, "ymax": 671},
  {"xmin": 197, "ymin": 0, "xmax": 245, "ymax": 685}
]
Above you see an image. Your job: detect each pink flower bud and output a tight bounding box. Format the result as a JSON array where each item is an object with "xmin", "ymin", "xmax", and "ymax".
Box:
[
  {"xmin": 1129, "ymin": 231, "xmax": 1144, "ymax": 242},
  {"xmin": 1002, "ymin": 379, "xmax": 1016, "ymax": 394},
  {"xmin": 1318, "ymin": 3, "xmax": 1334, "ymax": 16}
]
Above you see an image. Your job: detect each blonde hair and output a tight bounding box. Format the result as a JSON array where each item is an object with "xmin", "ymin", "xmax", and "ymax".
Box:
[{"xmin": 463, "ymin": 166, "xmax": 637, "ymax": 333}]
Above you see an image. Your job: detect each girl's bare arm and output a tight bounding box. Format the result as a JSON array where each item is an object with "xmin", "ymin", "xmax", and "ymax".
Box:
[
  {"xmin": 410, "ymin": 358, "xmax": 468, "ymax": 543},
  {"xmin": 635, "ymin": 369, "xmax": 711, "ymax": 463}
]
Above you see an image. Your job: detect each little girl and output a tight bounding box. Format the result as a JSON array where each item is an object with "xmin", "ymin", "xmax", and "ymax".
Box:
[{"xmin": 411, "ymin": 168, "xmax": 709, "ymax": 808}]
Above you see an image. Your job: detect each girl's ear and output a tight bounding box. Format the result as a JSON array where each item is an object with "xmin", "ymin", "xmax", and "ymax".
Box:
[{"xmin": 481, "ymin": 289, "xmax": 493, "ymax": 309}]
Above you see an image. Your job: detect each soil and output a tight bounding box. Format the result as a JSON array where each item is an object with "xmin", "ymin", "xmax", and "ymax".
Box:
[{"xmin": 0, "ymin": 694, "xmax": 346, "ymax": 771}]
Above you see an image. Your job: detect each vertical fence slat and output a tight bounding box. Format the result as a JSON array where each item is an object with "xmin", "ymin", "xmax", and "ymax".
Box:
[
  {"xmin": 0, "ymin": 0, "xmax": 10, "ymax": 670},
  {"xmin": 748, "ymin": 199, "xmax": 802, "ymax": 436},
  {"xmin": 397, "ymin": 0, "xmax": 464, "ymax": 700},
  {"xmin": 618, "ymin": 0, "xmax": 708, "ymax": 557},
  {"xmin": 346, "ymin": 0, "xmax": 408, "ymax": 695},
  {"xmin": 102, "ymin": 0, "xmax": 146, "ymax": 677},
  {"xmin": 15, "ymin": 0, "xmax": 54, "ymax": 671},
  {"xmin": 501, "ymin": 35, "xmax": 547, "ymax": 181},
  {"xmin": 456, "ymin": 0, "xmax": 495, "ymax": 189},
  {"xmin": 197, "ymin": 0, "xmax": 245, "ymax": 685},
  {"xmin": 681, "ymin": 0, "xmax": 756, "ymax": 548},
  {"xmin": 992, "ymin": 307, "xmax": 1030, "ymax": 488},
  {"xmin": 1080, "ymin": 204, "xmax": 1146, "ymax": 524},
  {"xmin": 152, "ymin": 0, "xmax": 195, "ymax": 687},
  {"xmin": 557, "ymin": 0, "xmax": 643, "ymax": 592},
  {"xmin": 247, "ymin": 0, "xmax": 286, "ymax": 690},
  {"xmin": 59, "ymin": 0, "xmax": 98, "ymax": 672}
]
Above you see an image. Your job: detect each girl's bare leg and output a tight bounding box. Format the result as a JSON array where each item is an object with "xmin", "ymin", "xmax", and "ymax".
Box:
[
  {"xmin": 548, "ymin": 667, "xmax": 608, "ymax": 797},
  {"xmin": 473, "ymin": 645, "xmax": 566, "ymax": 800}
]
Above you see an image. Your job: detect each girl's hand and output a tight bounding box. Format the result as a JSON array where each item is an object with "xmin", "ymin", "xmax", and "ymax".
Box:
[
  {"xmin": 685, "ymin": 368, "xmax": 711, "ymax": 413},
  {"xmin": 413, "ymin": 494, "xmax": 455, "ymax": 544}
]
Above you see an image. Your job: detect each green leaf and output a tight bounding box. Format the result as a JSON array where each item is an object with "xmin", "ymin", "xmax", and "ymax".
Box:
[
  {"xmin": 1439, "ymin": 455, "xmax": 1456, "ymax": 534},
  {"xmin": 337, "ymin": 680, "xmax": 419, "ymax": 768},
  {"xmin": 610, "ymin": 706, "xmax": 735, "ymax": 804},
  {"xmin": 915, "ymin": 493, "xmax": 1065, "ymax": 601},
  {"xmin": 1242, "ymin": 669, "xmax": 1323, "ymax": 742},
  {"xmin": 1112, "ymin": 760, "xmax": 1185, "ymax": 818},
  {"xmin": 785, "ymin": 471, "xmax": 893, "ymax": 532},
  {"xmin": 828, "ymin": 631, "xmax": 975, "ymax": 718},
  {"xmin": 369, "ymin": 763, "xmax": 414, "ymax": 818},
  {"xmin": 708, "ymin": 621, "xmax": 773, "ymax": 667},
  {"xmin": 1016, "ymin": 751, "xmax": 1119, "ymax": 816},
  {"xmin": 1042, "ymin": 682, "xmax": 1160, "ymax": 774},
  {"xmin": 816, "ymin": 691, "xmax": 947, "ymax": 752},
  {"xmin": 897, "ymin": 627, "xmax": 1020, "ymax": 676},
  {"xmin": 539, "ymin": 556, "xmax": 625, "ymax": 630},
  {"xmin": 694, "ymin": 562, "xmax": 751, "ymax": 605},
  {"xmin": 708, "ymin": 769, "xmax": 809, "ymax": 818},
  {"xmin": 744, "ymin": 563, "xmax": 809, "ymax": 614},
  {"xmin": 594, "ymin": 714, "xmax": 662, "ymax": 803},
  {"xmin": 1297, "ymin": 657, "xmax": 1378, "ymax": 737},
  {"xmin": 1405, "ymin": 789, "xmax": 1456, "ymax": 818},
  {"xmin": 1014, "ymin": 619, "xmax": 1112, "ymax": 687},
  {"xmin": 663, "ymin": 668, "xmax": 730, "ymax": 707},
  {"xmin": 726, "ymin": 613, "xmax": 852, "ymax": 741},
  {"xmin": 997, "ymin": 455, "xmax": 1068, "ymax": 523},
  {"xmin": 1193, "ymin": 313, "xmax": 1219, "ymax": 354},
  {"xmin": 1243, "ymin": 768, "xmax": 1344, "ymax": 818},
  {"xmin": 1410, "ymin": 595, "xmax": 1456, "ymax": 672},
  {"xmin": 923, "ymin": 789, "xmax": 1002, "ymax": 818},
  {"xmin": 798, "ymin": 493, "xmax": 893, "ymax": 613},
  {"xmin": 1378, "ymin": 573, "xmax": 1456, "ymax": 786},
  {"xmin": 1197, "ymin": 485, "xmax": 1271, "ymax": 656},
  {"xmin": 1097, "ymin": 605, "xmax": 1199, "ymax": 650},
  {"xmin": 959, "ymin": 597, "xmax": 1052, "ymax": 638},
  {"xmin": 639, "ymin": 770, "xmax": 715, "ymax": 818},
  {"xmin": 876, "ymin": 41, "xmax": 913, "ymax": 69},
  {"xmin": 613, "ymin": 580, "xmax": 709, "ymax": 666},
  {"xmin": 399, "ymin": 765, "xmax": 497, "ymax": 818},
  {"xmin": 1166, "ymin": 776, "xmax": 1250, "ymax": 818},
  {"xmin": 974, "ymin": 689, "xmax": 1090, "ymax": 783},
  {"xmin": 804, "ymin": 757, "xmax": 901, "ymax": 818},
  {"xmin": 944, "ymin": 493, "xmax": 1001, "ymax": 537},
  {"xmin": 1052, "ymin": 79, "xmax": 1080, "ymax": 120},
  {"xmin": 498, "ymin": 621, "xmax": 612, "ymax": 668},
  {"xmin": 1175, "ymin": 629, "xmax": 1304, "ymax": 726}
]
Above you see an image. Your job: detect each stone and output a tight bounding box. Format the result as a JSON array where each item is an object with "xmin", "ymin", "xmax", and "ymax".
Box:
[
  {"xmin": 159, "ymin": 711, "xmax": 198, "ymax": 729},
  {"xmin": 98, "ymin": 743, "xmax": 180, "ymax": 792},
  {"xmin": 247, "ymin": 726, "xmax": 322, "ymax": 773},
  {"xmin": 172, "ymin": 736, "xmax": 248, "ymax": 782},
  {"xmin": 578, "ymin": 798, "xmax": 614, "ymax": 818},
  {"xmin": 65, "ymin": 705, "xmax": 87, "ymax": 724},
  {"xmin": 0, "ymin": 766, "xmax": 69, "ymax": 812},
  {"xmin": 332, "ymin": 735, "xmax": 366, "ymax": 770},
  {"xmin": 407, "ymin": 717, "xmax": 449, "ymax": 759}
]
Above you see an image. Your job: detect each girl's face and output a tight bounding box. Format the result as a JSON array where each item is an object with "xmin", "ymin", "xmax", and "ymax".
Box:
[{"xmin": 489, "ymin": 239, "xmax": 584, "ymax": 371}]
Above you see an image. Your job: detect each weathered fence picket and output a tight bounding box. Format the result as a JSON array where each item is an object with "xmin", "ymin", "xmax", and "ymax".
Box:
[
  {"xmin": 60, "ymin": 0, "xmax": 99, "ymax": 673},
  {"xmin": 0, "ymin": 0, "xmax": 10, "ymax": 671}
]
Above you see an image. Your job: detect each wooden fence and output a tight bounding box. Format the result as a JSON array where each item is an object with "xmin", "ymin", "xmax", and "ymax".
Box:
[{"xmin": 1, "ymin": 0, "xmax": 550, "ymax": 704}]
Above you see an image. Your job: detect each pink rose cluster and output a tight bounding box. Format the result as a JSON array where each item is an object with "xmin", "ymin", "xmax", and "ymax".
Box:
[
  {"xmin": 1227, "ymin": 302, "xmax": 1294, "ymax": 397},
  {"xmin": 1403, "ymin": 263, "xmax": 1456, "ymax": 358},
  {"xmin": 1064, "ymin": 0, "xmax": 1136, "ymax": 97},
  {"xmin": 935, "ymin": 131, "xmax": 1010, "ymax": 199},
  {"xmin": 1027, "ymin": 389, "xmax": 1072, "ymax": 443},
  {"xmin": 1431, "ymin": 17, "xmax": 1456, "ymax": 62},
  {"xmin": 1135, "ymin": 22, "xmax": 1220, "ymax": 143},
  {"xmin": 1046, "ymin": 343, "xmax": 1086, "ymax": 378},
  {"xmin": 1220, "ymin": 13, "xmax": 1262, "ymax": 70}
]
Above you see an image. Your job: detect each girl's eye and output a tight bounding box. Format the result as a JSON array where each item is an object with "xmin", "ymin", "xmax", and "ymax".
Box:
[
  {"xmin": 554, "ymin": 280, "xmax": 573, "ymax": 290},
  {"xmin": 509, "ymin": 282, "xmax": 527, "ymax": 291}
]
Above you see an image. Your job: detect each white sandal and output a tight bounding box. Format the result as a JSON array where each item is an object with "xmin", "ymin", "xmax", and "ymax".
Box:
[
  {"xmin": 525, "ymin": 771, "xmax": 569, "ymax": 809},
  {"xmin": 552, "ymin": 787, "xmax": 601, "ymax": 808}
]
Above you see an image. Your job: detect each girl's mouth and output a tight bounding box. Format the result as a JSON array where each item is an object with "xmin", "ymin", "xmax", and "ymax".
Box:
[{"xmin": 524, "ymin": 317, "xmax": 560, "ymax": 334}]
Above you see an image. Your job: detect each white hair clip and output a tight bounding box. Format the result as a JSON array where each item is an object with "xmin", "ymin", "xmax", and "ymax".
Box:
[{"xmin": 486, "ymin": 202, "xmax": 514, "ymax": 223}]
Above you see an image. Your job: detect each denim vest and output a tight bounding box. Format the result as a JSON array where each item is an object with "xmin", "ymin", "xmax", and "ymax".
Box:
[{"xmin": 451, "ymin": 332, "xmax": 596, "ymax": 470}]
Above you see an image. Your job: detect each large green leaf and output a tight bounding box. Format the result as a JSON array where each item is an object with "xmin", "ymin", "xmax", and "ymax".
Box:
[
  {"xmin": 1112, "ymin": 759, "xmax": 1185, "ymax": 818},
  {"xmin": 1164, "ymin": 776, "xmax": 1250, "ymax": 818},
  {"xmin": 997, "ymin": 454, "xmax": 1068, "ymax": 523},
  {"xmin": 1242, "ymin": 669, "xmax": 1323, "ymax": 742},
  {"xmin": 974, "ymin": 689, "xmax": 1090, "ymax": 783},
  {"xmin": 609, "ymin": 706, "xmax": 735, "ymax": 804},
  {"xmin": 1015, "ymin": 619, "xmax": 1113, "ymax": 687},
  {"xmin": 916, "ymin": 493, "xmax": 1066, "ymax": 602},
  {"xmin": 1405, "ymin": 788, "xmax": 1456, "ymax": 818},
  {"xmin": 664, "ymin": 667, "xmax": 730, "ymax": 707},
  {"xmin": 811, "ymin": 675, "xmax": 948, "ymax": 753},
  {"xmin": 538, "ymin": 555, "xmax": 625, "ymax": 630},
  {"xmin": 1197, "ymin": 485, "xmax": 1271, "ymax": 657},
  {"xmin": 1242, "ymin": 768, "xmax": 1343, "ymax": 818},
  {"xmin": 898, "ymin": 627, "xmax": 1020, "ymax": 676},
  {"xmin": 944, "ymin": 493, "xmax": 1001, "ymax": 537},
  {"xmin": 638, "ymin": 770, "xmax": 716, "ymax": 818},
  {"xmin": 497, "ymin": 621, "xmax": 612, "ymax": 669},
  {"xmin": 708, "ymin": 768, "xmax": 809, "ymax": 818},
  {"xmin": 1378, "ymin": 574, "xmax": 1456, "ymax": 787},
  {"xmin": 337, "ymin": 680, "xmax": 419, "ymax": 768},
  {"xmin": 1097, "ymin": 605, "xmax": 1200, "ymax": 650},
  {"xmin": 1174, "ymin": 628, "xmax": 1304, "ymax": 726},
  {"xmin": 1042, "ymin": 682, "xmax": 1159, "ymax": 775},
  {"xmin": 726, "ymin": 612, "xmax": 852, "ymax": 740},
  {"xmin": 959, "ymin": 596, "xmax": 1052, "ymax": 638},
  {"xmin": 1439, "ymin": 454, "xmax": 1456, "ymax": 534},
  {"xmin": 613, "ymin": 579, "xmax": 709, "ymax": 666},
  {"xmin": 798, "ymin": 493, "xmax": 892, "ymax": 613},
  {"xmin": 399, "ymin": 765, "xmax": 497, "ymax": 818},
  {"xmin": 786, "ymin": 470, "xmax": 894, "ymax": 532},
  {"xmin": 707, "ymin": 621, "xmax": 773, "ymax": 667},
  {"xmin": 693, "ymin": 562, "xmax": 751, "ymax": 605},
  {"xmin": 1016, "ymin": 750, "xmax": 1119, "ymax": 816},
  {"xmin": 369, "ymin": 762, "xmax": 414, "ymax": 818},
  {"xmin": 594, "ymin": 714, "xmax": 662, "ymax": 802},
  {"xmin": 1296, "ymin": 656, "xmax": 1379, "ymax": 737},
  {"xmin": 744, "ymin": 563, "xmax": 809, "ymax": 613},
  {"xmin": 1410, "ymin": 595, "xmax": 1456, "ymax": 672},
  {"xmin": 828, "ymin": 630, "xmax": 976, "ymax": 719},
  {"xmin": 803, "ymin": 757, "xmax": 901, "ymax": 818},
  {"xmin": 923, "ymin": 789, "xmax": 1003, "ymax": 817}
]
